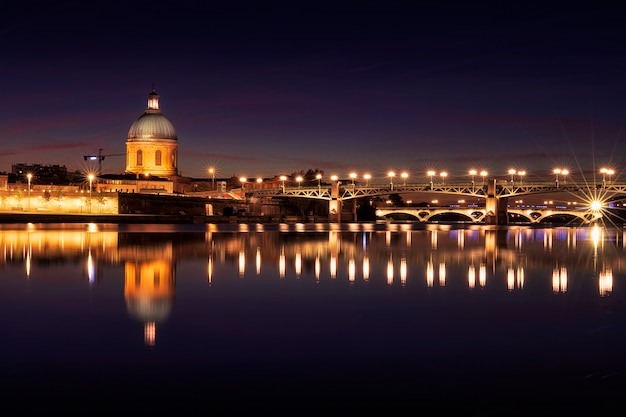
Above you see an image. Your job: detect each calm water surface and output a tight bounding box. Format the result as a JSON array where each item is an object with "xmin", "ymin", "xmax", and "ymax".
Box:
[{"xmin": 1, "ymin": 222, "xmax": 625, "ymax": 414}]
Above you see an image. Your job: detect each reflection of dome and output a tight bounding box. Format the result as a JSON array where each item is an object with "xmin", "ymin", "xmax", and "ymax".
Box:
[
  {"xmin": 126, "ymin": 295, "xmax": 172, "ymax": 323},
  {"xmin": 127, "ymin": 114, "xmax": 178, "ymax": 141}
]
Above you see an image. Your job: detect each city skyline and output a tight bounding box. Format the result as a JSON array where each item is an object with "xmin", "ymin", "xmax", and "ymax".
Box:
[{"xmin": 2, "ymin": 3, "xmax": 625, "ymax": 181}]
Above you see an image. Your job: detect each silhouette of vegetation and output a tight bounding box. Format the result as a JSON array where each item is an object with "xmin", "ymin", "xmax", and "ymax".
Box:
[
  {"xmin": 356, "ymin": 198, "xmax": 377, "ymax": 221},
  {"xmin": 388, "ymin": 193, "xmax": 405, "ymax": 206}
]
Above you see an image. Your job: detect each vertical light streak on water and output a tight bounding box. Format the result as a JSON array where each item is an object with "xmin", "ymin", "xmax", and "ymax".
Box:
[
  {"xmin": 479, "ymin": 263, "xmax": 486, "ymax": 287},
  {"xmin": 295, "ymin": 251, "xmax": 302, "ymax": 277},
  {"xmin": 438, "ymin": 262, "xmax": 446, "ymax": 286},
  {"xmin": 427, "ymin": 260, "xmax": 434, "ymax": 287},
  {"xmin": 348, "ymin": 258, "xmax": 355, "ymax": 283},
  {"xmin": 239, "ymin": 250, "xmax": 245, "ymax": 278},
  {"xmin": 363, "ymin": 256, "xmax": 370, "ymax": 281}
]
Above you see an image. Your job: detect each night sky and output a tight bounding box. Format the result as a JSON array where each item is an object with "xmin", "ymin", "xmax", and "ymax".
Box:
[{"xmin": 2, "ymin": 3, "xmax": 625, "ymax": 183}]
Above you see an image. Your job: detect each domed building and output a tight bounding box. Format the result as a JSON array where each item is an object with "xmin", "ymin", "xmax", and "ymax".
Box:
[{"xmin": 126, "ymin": 88, "xmax": 179, "ymax": 177}]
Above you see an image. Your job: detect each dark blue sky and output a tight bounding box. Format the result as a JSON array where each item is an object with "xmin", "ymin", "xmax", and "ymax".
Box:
[{"xmin": 1, "ymin": 2, "xmax": 625, "ymax": 183}]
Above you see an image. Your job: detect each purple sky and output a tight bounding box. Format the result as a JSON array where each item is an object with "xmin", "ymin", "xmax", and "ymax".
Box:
[{"xmin": 1, "ymin": 3, "xmax": 625, "ymax": 183}]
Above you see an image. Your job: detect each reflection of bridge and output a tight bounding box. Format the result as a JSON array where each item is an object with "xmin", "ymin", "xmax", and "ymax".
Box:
[
  {"xmin": 376, "ymin": 207, "xmax": 601, "ymax": 224},
  {"xmin": 248, "ymin": 180, "xmax": 626, "ymax": 224}
]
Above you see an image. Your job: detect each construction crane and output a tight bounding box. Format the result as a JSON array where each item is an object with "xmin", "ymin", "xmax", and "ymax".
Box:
[{"xmin": 83, "ymin": 148, "xmax": 125, "ymax": 174}]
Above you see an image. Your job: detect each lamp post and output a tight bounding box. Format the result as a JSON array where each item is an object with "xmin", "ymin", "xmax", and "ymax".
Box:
[
  {"xmin": 88, "ymin": 174, "xmax": 94, "ymax": 213},
  {"xmin": 553, "ymin": 168, "xmax": 562, "ymax": 187},
  {"xmin": 239, "ymin": 177, "xmax": 246, "ymax": 197},
  {"xmin": 296, "ymin": 175, "xmax": 303, "ymax": 188},
  {"xmin": 208, "ymin": 167, "xmax": 215, "ymax": 189},
  {"xmin": 27, "ymin": 173, "xmax": 32, "ymax": 211},
  {"xmin": 388, "ymin": 171, "xmax": 395, "ymax": 190},
  {"xmin": 316, "ymin": 173, "xmax": 322, "ymax": 194},
  {"xmin": 349, "ymin": 172, "xmax": 357, "ymax": 189},
  {"xmin": 600, "ymin": 168, "xmax": 614, "ymax": 187},
  {"xmin": 480, "ymin": 170, "xmax": 488, "ymax": 186},
  {"xmin": 280, "ymin": 175, "xmax": 287, "ymax": 193},
  {"xmin": 363, "ymin": 173, "xmax": 371, "ymax": 187},
  {"xmin": 401, "ymin": 172, "xmax": 408, "ymax": 186},
  {"xmin": 518, "ymin": 170, "xmax": 526, "ymax": 185},
  {"xmin": 440, "ymin": 171, "xmax": 448, "ymax": 185},
  {"xmin": 560, "ymin": 169, "xmax": 568, "ymax": 184},
  {"xmin": 508, "ymin": 169, "xmax": 516, "ymax": 185},
  {"xmin": 427, "ymin": 170, "xmax": 435, "ymax": 189},
  {"xmin": 469, "ymin": 169, "xmax": 477, "ymax": 192}
]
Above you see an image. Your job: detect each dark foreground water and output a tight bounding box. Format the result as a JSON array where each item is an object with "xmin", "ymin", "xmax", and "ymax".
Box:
[{"xmin": 1, "ymin": 222, "xmax": 625, "ymax": 414}]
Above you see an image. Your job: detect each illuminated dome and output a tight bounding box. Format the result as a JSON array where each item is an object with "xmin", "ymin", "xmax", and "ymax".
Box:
[{"xmin": 127, "ymin": 90, "xmax": 178, "ymax": 141}]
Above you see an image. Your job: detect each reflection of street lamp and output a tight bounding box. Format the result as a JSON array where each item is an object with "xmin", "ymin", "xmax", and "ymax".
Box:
[
  {"xmin": 27, "ymin": 173, "xmax": 32, "ymax": 211},
  {"xmin": 296, "ymin": 176, "xmax": 303, "ymax": 188},
  {"xmin": 88, "ymin": 174, "xmax": 94, "ymax": 213},
  {"xmin": 401, "ymin": 172, "xmax": 408, "ymax": 185},
  {"xmin": 440, "ymin": 171, "xmax": 448, "ymax": 184},
  {"xmin": 363, "ymin": 173, "xmax": 371, "ymax": 186},
  {"xmin": 280, "ymin": 175, "xmax": 287, "ymax": 193},
  {"xmin": 388, "ymin": 171, "xmax": 395, "ymax": 190},
  {"xmin": 208, "ymin": 167, "xmax": 215, "ymax": 189},
  {"xmin": 427, "ymin": 170, "xmax": 435, "ymax": 188}
]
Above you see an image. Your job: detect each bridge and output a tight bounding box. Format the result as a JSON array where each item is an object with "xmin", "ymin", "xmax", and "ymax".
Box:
[
  {"xmin": 246, "ymin": 179, "xmax": 626, "ymax": 224},
  {"xmin": 375, "ymin": 207, "xmax": 602, "ymax": 224}
]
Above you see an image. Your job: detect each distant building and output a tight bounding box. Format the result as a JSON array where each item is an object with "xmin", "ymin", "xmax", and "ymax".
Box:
[{"xmin": 125, "ymin": 88, "xmax": 179, "ymax": 178}]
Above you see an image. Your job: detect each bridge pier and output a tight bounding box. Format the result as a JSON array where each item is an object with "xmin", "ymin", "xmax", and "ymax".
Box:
[
  {"xmin": 484, "ymin": 179, "xmax": 508, "ymax": 225},
  {"xmin": 329, "ymin": 181, "xmax": 341, "ymax": 222}
]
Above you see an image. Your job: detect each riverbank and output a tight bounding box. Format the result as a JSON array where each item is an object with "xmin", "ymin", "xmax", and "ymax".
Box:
[{"xmin": 0, "ymin": 212, "xmax": 326, "ymax": 224}]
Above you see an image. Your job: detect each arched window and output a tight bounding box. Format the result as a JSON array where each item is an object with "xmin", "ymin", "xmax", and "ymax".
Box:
[
  {"xmin": 137, "ymin": 150, "xmax": 143, "ymax": 166},
  {"xmin": 155, "ymin": 150, "xmax": 162, "ymax": 166}
]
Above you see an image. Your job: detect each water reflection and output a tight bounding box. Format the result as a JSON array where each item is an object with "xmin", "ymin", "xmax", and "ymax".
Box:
[{"xmin": 3, "ymin": 226, "xmax": 624, "ymax": 312}]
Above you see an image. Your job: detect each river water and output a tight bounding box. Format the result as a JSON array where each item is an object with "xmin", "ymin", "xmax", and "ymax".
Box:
[{"xmin": 1, "ymin": 222, "xmax": 624, "ymax": 414}]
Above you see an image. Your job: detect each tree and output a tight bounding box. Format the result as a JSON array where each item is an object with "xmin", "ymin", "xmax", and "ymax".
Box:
[
  {"xmin": 388, "ymin": 193, "xmax": 405, "ymax": 206},
  {"xmin": 356, "ymin": 198, "xmax": 377, "ymax": 221}
]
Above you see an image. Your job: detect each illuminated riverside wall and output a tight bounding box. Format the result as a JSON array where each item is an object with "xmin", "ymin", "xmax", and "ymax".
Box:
[{"xmin": 0, "ymin": 189, "xmax": 119, "ymax": 214}]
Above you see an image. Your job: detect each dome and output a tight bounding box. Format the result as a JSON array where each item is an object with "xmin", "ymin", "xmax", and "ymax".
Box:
[
  {"xmin": 127, "ymin": 113, "xmax": 178, "ymax": 141},
  {"xmin": 127, "ymin": 88, "xmax": 178, "ymax": 141}
]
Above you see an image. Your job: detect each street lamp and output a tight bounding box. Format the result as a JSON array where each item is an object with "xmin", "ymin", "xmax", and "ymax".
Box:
[
  {"xmin": 427, "ymin": 170, "xmax": 435, "ymax": 188},
  {"xmin": 553, "ymin": 168, "xmax": 563, "ymax": 187},
  {"xmin": 296, "ymin": 175, "xmax": 303, "ymax": 188},
  {"xmin": 560, "ymin": 169, "xmax": 569, "ymax": 184},
  {"xmin": 363, "ymin": 173, "xmax": 371, "ymax": 186},
  {"xmin": 239, "ymin": 177, "xmax": 247, "ymax": 196},
  {"xmin": 349, "ymin": 172, "xmax": 357, "ymax": 188},
  {"xmin": 518, "ymin": 170, "xmax": 526, "ymax": 184},
  {"xmin": 27, "ymin": 173, "xmax": 32, "ymax": 211},
  {"xmin": 208, "ymin": 167, "xmax": 215, "ymax": 189},
  {"xmin": 440, "ymin": 171, "xmax": 448, "ymax": 184},
  {"xmin": 480, "ymin": 170, "xmax": 488, "ymax": 186},
  {"xmin": 401, "ymin": 172, "xmax": 408, "ymax": 186},
  {"xmin": 388, "ymin": 171, "xmax": 395, "ymax": 190},
  {"xmin": 88, "ymin": 174, "xmax": 94, "ymax": 213},
  {"xmin": 280, "ymin": 175, "xmax": 287, "ymax": 193},
  {"xmin": 600, "ymin": 167, "xmax": 614, "ymax": 187},
  {"xmin": 316, "ymin": 173, "xmax": 322, "ymax": 193},
  {"xmin": 508, "ymin": 169, "xmax": 516, "ymax": 184},
  {"xmin": 469, "ymin": 169, "xmax": 477, "ymax": 192}
]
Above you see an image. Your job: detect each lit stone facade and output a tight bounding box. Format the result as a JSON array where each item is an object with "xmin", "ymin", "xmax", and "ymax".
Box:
[{"xmin": 125, "ymin": 89, "xmax": 179, "ymax": 177}]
